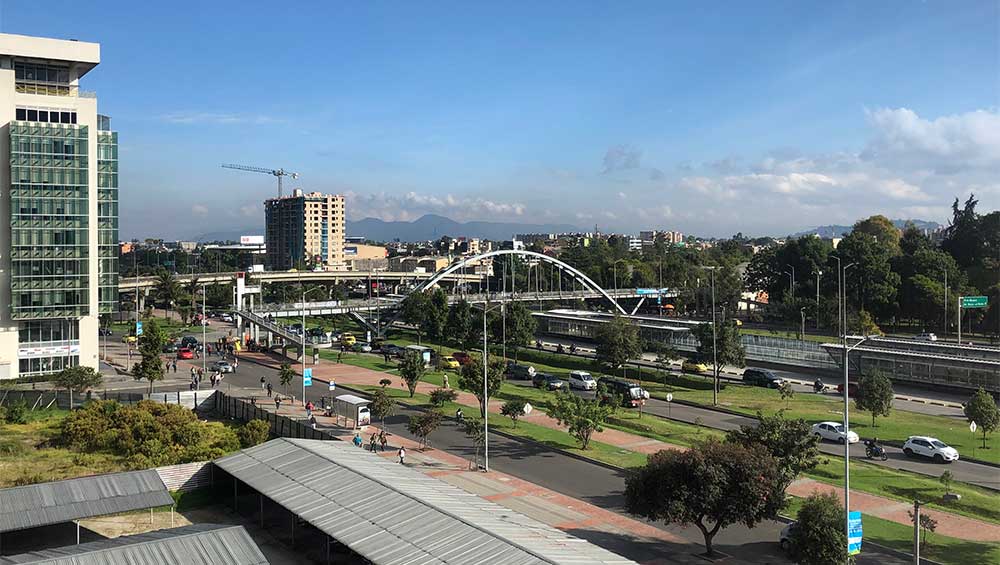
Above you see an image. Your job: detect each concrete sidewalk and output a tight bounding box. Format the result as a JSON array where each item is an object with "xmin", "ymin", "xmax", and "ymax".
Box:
[{"xmin": 241, "ymin": 350, "xmax": 1000, "ymax": 545}]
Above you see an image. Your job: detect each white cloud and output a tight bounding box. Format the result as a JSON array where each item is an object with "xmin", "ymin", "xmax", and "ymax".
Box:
[
  {"xmin": 602, "ymin": 144, "xmax": 642, "ymax": 174},
  {"xmin": 345, "ymin": 190, "xmax": 526, "ymax": 222},
  {"xmin": 863, "ymin": 107, "xmax": 1000, "ymax": 171},
  {"xmin": 191, "ymin": 204, "xmax": 208, "ymax": 217},
  {"xmin": 617, "ymin": 191, "xmax": 628, "ymax": 199},
  {"xmin": 159, "ymin": 112, "xmax": 283, "ymax": 125}
]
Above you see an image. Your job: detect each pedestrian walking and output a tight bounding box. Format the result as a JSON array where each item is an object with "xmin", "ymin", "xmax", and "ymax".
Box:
[
  {"xmin": 190, "ymin": 367, "xmax": 196, "ymax": 380},
  {"xmin": 310, "ymin": 414, "xmax": 317, "ymax": 429},
  {"xmin": 353, "ymin": 433, "xmax": 363, "ymax": 448},
  {"xmin": 398, "ymin": 446, "xmax": 406, "ymax": 465},
  {"xmin": 378, "ymin": 430, "xmax": 388, "ymax": 452},
  {"xmin": 369, "ymin": 433, "xmax": 377, "ymax": 452},
  {"xmin": 383, "ymin": 351, "xmax": 390, "ymax": 364},
  {"xmin": 337, "ymin": 351, "xmax": 343, "ymax": 363},
  {"xmin": 260, "ymin": 376, "xmax": 266, "ymax": 390},
  {"xmin": 233, "ymin": 358, "xmax": 238, "ymax": 373},
  {"xmin": 275, "ymin": 396, "xmax": 281, "ymax": 412},
  {"xmin": 266, "ymin": 382, "xmax": 273, "ymax": 397},
  {"xmin": 172, "ymin": 360, "xmax": 177, "ymax": 373}
]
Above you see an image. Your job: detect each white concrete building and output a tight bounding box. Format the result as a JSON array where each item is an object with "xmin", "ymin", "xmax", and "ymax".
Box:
[{"xmin": 0, "ymin": 33, "xmax": 117, "ymax": 379}]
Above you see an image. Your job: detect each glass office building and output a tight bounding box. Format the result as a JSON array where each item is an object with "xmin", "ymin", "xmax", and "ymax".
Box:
[{"xmin": 0, "ymin": 33, "xmax": 110, "ymax": 379}]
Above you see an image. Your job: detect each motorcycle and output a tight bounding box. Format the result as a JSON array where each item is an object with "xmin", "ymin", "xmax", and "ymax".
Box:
[
  {"xmin": 864, "ymin": 440, "xmax": 888, "ymax": 461},
  {"xmin": 813, "ymin": 379, "xmax": 825, "ymax": 393},
  {"xmin": 556, "ymin": 344, "xmax": 565, "ymax": 354}
]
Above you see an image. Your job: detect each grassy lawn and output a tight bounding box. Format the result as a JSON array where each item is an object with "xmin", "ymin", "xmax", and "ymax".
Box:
[
  {"xmin": 782, "ymin": 496, "xmax": 1000, "ymax": 565},
  {"xmin": 111, "ymin": 315, "xmax": 202, "ymax": 339},
  {"xmin": 0, "ymin": 408, "xmax": 125, "ymax": 487}
]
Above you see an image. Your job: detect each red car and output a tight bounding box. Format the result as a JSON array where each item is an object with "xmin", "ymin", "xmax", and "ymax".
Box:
[
  {"xmin": 452, "ymin": 351, "xmax": 473, "ymax": 366},
  {"xmin": 176, "ymin": 348, "xmax": 194, "ymax": 360},
  {"xmin": 837, "ymin": 382, "xmax": 860, "ymax": 397}
]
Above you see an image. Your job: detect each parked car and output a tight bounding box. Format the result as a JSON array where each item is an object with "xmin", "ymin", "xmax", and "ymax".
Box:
[
  {"xmin": 220, "ymin": 313, "xmax": 234, "ymax": 323},
  {"xmin": 596, "ymin": 377, "xmax": 649, "ymax": 408},
  {"xmin": 506, "ymin": 362, "xmax": 536, "ymax": 380},
  {"xmin": 837, "ymin": 382, "xmax": 860, "ymax": 397},
  {"xmin": 212, "ymin": 361, "xmax": 233, "ymax": 373},
  {"xmin": 532, "ymin": 373, "xmax": 565, "ymax": 390},
  {"xmin": 682, "ymin": 359, "xmax": 710, "ymax": 374},
  {"xmin": 438, "ymin": 356, "xmax": 460, "ymax": 370},
  {"xmin": 176, "ymin": 348, "xmax": 194, "ymax": 360},
  {"xmin": 742, "ymin": 368, "xmax": 784, "ymax": 388},
  {"xmin": 811, "ymin": 421, "xmax": 859, "ymax": 444},
  {"xmin": 382, "ymin": 344, "xmax": 404, "ymax": 358},
  {"xmin": 567, "ymin": 370, "xmax": 597, "ymax": 391},
  {"xmin": 915, "ymin": 332, "xmax": 938, "ymax": 342},
  {"xmin": 452, "ymin": 351, "xmax": 473, "ymax": 366},
  {"xmin": 903, "ymin": 436, "xmax": 959, "ymax": 463},
  {"xmin": 162, "ymin": 342, "xmax": 178, "ymax": 353},
  {"xmin": 340, "ymin": 333, "xmax": 357, "ymax": 346},
  {"xmin": 121, "ymin": 334, "xmax": 138, "ymax": 344},
  {"xmin": 352, "ymin": 342, "xmax": 373, "ymax": 353}
]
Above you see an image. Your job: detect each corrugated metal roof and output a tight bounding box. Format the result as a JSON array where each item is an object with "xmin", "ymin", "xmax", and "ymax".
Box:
[
  {"xmin": 215, "ymin": 438, "xmax": 636, "ymax": 565},
  {"xmin": 0, "ymin": 524, "xmax": 268, "ymax": 564},
  {"xmin": 0, "ymin": 470, "xmax": 174, "ymax": 534}
]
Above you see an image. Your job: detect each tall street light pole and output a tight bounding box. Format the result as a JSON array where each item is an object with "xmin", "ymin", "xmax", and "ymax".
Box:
[
  {"xmin": 701, "ymin": 266, "xmax": 719, "ymax": 405},
  {"xmin": 298, "ymin": 274, "xmax": 324, "ymax": 404},
  {"xmin": 834, "ymin": 257, "xmax": 862, "ymax": 563},
  {"xmin": 816, "ymin": 269, "xmax": 822, "ymax": 331},
  {"xmin": 786, "ymin": 264, "xmax": 796, "ymax": 300}
]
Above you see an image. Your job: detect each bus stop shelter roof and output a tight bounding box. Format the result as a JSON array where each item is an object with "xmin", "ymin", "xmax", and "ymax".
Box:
[
  {"xmin": 0, "ymin": 524, "xmax": 267, "ymax": 564},
  {"xmin": 0, "ymin": 470, "xmax": 174, "ymax": 534},
  {"xmin": 215, "ymin": 437, "xmax": 636, "ymax": 565}
]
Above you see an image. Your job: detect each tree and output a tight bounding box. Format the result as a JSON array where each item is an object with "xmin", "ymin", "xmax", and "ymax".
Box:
[
  {"xmin": 691, "ymin": 320, "xmax": 745, "ymax": 403},
  {"xmin": 378, "ymin": 378, "xmax": 392, "ymax": 388},
  {"xmin": 500, "ymin": 399, "xmax": 527, "ymax": 427},
  {"xmin": 152, "ymin": 270, "xmax": 182, "ymax": 318},
  {"xmin": 52, "ymin": 366, "xmax": 102, "ymax": 409},
  {"xmin": 500, "ymin": 301, "xmax": 536, "ymax": 362},
  {"xmin": 963, "ymin": 387, "xmax": 999, "ymax": 449},
  {"xmin": 461, "ymin": 417, "xmax": 487, "ymax": 469},
  {"xmin": 400, "ymin": 292, "xmax": 430, "ymax": 344},
  {"xmin": 624, "ymin": 440, "xmax": 786, "ymax": 557},
  {"xmin": 423, "ymin": 288, "xmax": 449, "ymax": 346},
  {"xmin": 725, "ymin": 411, "xmax": 820, "ymax": 482},
  {"xmin": 399, "ymin": 351, "xmax": 426, "ymax": 398},
  {"xmin": 237, "ymin": 420, "xmax": 270, "ymax": 448},
  {"xmin": 429, "ymin": 387, "xmax": 458, "ymax": 407},
  {"xmin": 908, "ymin": 509, "xmax": 938, "ymax": 552},
  {"xmin": 838, "ymin": 229, "xmax": 900, "ymax": 321},
  {"xmin": 594, "ymin": 315, "xmax": 641, "ymax": 377},
  {"xmin": 445, "ymin": 299, "xmax": 475, "ymax": 350},
  {"xmin": 853, "ymin": 214, "xmax": 901, "ymax": 256},
  {"xmin": 278, "ymin": 363, "xmax": 295, "ymax": 396},
  {"xmin": 778, "ymin": 380, "xmax": 794, "ymax": 408},
  {"xmin": 407, "ymin": 411, "xmax": 442, "ymax": 449},
  {"xmin": 855, "ymin": 369, "xmax": 893, "ymax": 428},
  {"xmin": 787, "ymin": 492, "xmax": 850, "ymax": 565},
  {"xmin": 132, "ymin": 318, "xmax": 166, "ymax": 393},
  {"xmin": 941, "ymin": 194, "xmax": 984, "ymax": 269},
  {"xmin": 458, "ymin": 356, "xmax": 506, "ymax": 417},
  {"xmin": 369, "ymin": 387, "xmax": 396, "ymax": 425},
  {"xmin": 548, "ymin": 389, "xmax": 614, "ymax": 450}
]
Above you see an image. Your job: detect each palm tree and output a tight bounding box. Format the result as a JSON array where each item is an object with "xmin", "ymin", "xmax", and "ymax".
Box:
[{"xmin": 153, "ymin": 269, "xmax": 181, "ymax": 320}]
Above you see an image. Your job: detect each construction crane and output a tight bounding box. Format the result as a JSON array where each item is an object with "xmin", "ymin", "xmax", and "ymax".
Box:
[{"xmin": 221, "ymin": 163, "xmax": 299, "ymax": 198}]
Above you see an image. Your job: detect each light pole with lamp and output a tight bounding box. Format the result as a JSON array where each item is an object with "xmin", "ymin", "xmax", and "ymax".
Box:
[
  {"xmin": 815, "ymin": 269, "xmax": 822, "ymax": 331},
  {"xmin": 800, "ymin": 307, "xmax": 806, "ymax": 341},
  {"xmin": 201, "ymin": 284, "xmax": 207, "ymax": 387},
  {"xmin": 481, "ymin": 301, "xmax": 505, "ymax": 472},
  {"xmin": 298, "ymin": 275, "xmax": 325, "ymax": 404},
  {"xmin": 785, "ymin": 264, "xmax": 795, "ymax": 300},
  {"xmin": 700, "ymin": 266, "xmax": 719, "ymax": 405}
]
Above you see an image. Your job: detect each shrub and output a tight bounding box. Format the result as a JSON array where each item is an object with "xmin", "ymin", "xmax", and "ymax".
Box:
[
  {"xmin": 0, "ymin": 439, "xmax": 28, "ymax": 457},
  {"xmin": 429, "ymin": 388, "xmax": 458, "ymax": 407},
  {"xmin": 5, "ymin": 400, "xmax": 28, "ymax": 424},
  {"xmin": 237, "ymin": 420, "xmax": 270, "ymax": 448}
]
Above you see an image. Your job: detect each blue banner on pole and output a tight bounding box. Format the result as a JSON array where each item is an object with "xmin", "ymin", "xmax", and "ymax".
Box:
[
  {"xmin": 848, "ymin": 511, "xmax": 863, "ymax": 555},
  {"xmin": 303, "ymin": 368, "xmax": 312, "ymax": 387},
  {"xmin": 135, "ymin": 321, "xmax": 143, "ymax": 336}
]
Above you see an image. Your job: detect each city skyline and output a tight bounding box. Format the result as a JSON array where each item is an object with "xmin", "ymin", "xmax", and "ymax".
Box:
[{"xmin": 2, "ymin": 2, "xmax": 996, "ymax": 239}]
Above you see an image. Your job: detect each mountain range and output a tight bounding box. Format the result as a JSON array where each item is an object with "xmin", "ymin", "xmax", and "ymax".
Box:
[
  {"xmin": 193, "ymin": 214, "xmax": 580, "ymax": 243},
  {"xmin": 791, "ymin": 219, "xmax": 941, "ymax": 239}
]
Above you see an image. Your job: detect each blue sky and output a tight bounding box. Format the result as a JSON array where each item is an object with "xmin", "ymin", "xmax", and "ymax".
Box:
[{"xmin": 4, "ymin": 1, "xmax": 997, "ymax": 238}]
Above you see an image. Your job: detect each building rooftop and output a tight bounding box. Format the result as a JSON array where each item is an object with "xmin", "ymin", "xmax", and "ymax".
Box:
[
  {"xmin": 215, "ymin": 438, "xmax": 636, "ymax": 565},
  {"xmin": 0, "ymin": 33, "xmax": 99, "ymax": 76}
]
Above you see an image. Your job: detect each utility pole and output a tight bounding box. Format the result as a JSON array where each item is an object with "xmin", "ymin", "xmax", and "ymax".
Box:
[
  {"xmin": 816, "ymin": 269, "xmax": 822, "ymax": 330},
  {"xmin": 944, "ymin": 270, "xmax": 948, "ymax": 338},
  {"xmin": 913, "ymin": 500, "xmax": 923, "ymax": 565}
]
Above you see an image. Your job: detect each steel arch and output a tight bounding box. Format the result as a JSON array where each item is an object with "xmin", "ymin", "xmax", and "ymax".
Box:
[{"xmin": 415, "ymin": 249, "xmax": 627, "ymax": 315}]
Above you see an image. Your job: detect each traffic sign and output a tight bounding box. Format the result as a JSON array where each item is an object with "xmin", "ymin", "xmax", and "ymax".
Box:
[
  {"xmin": 970, "ymin": 421, "xmax": 978, "ymax": 433},
  {"xmin": 666, "ymin": 393, "xmax": 673, "ymax": 402},
  {"xmin": 328, "ymin": 380, "xmax": 336, "ymax": 392},
  {"xmin": 847, "ymin": 511, "xmax": 863, "ymax": 555},
  {"xmin": 135, "ymin": 321, "xmax": 143, "ymax": 336},
  {"xmin": 303, "ymin": 368, "xmax": 312, "ymax": 387},
  {"xmin": 961, "ymin": 296, "xmax": 989, "ymax": 309}
]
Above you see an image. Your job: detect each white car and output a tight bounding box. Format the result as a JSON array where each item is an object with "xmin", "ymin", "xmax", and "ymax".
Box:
[
  {"xmin": 568, "ymin": 371, "xmax": 597, "ymax": 390},
  {"xmin": 811, "ymin": 421, "xmax": 859, "ymax": 444},
  {"xmin": 212, "ymin": 361, "xmax": 233, "ymax": 374},
  {"xmin": 779, "ymin": 522, "xmax": 796, "ymax": 551},
  {"xmin": 915, "ymin": 333, "xmax": 938, "ymax": 342},
  {"xmin": 220, "ymin": 314, "xmax": 234, "ymax": 323},
  {"xmin": 903, "ymin": 436, "xmax": 959, "ymax": 463}
]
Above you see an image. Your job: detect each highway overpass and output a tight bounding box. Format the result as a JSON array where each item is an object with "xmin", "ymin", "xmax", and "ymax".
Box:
[{"xmin": 118, "ymin": 270, "xmax": 482, "ymax": 292}]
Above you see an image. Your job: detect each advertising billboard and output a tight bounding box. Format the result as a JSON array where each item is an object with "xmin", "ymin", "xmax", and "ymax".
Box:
[{"xmin": 240, "ymin": 235, "xmax": 264, "ymax": 245}]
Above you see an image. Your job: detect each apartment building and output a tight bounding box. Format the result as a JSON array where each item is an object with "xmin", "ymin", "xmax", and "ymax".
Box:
[
  {"xmin": 264, "ymin": 189, "xmax": 345, "ymax": 271},
  {"xmin": 0, "ymin": 33, "xmax": 118, "ymax": 379}
]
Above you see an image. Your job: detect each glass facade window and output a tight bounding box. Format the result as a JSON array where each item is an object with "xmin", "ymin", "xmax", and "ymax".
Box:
[
  {"xmin": 14, "ymin": 62, "xmax": 74, "ymax": 97},
  {"xmin": 98, "ymin": 130, "xmax": 119, "ymax": 313},
  {"xmin": 18, "ymin": 319, "xmax": 78, "ymax": 344},
  {"xmin": 19, "ymin": 355, "xmax": 78, "ymax": 376},
  {"xmin": 10, "ymin": 121, "xmax": 90, "ymax": 319},
  {"xmin": 16, "ymin": 107, "xmax": 78, "ymax": 124}
]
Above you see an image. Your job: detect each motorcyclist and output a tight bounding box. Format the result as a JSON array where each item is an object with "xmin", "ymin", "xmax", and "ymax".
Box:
[
  {"xmin": 813, "ymin": 378, "xmax": 824, "ymax": 393},
  {"xmin": 456, "ymin": 408, "xmax": 464, "ymax": 422},
  {"xmin": 557, "ymin": 344, "xmax": 565, "ymax": 354},
  {"xmin": 864, "ymin": 437, "xmax": 883, "ymax": 458},
  {"xmin": 569, "ymin": 344, "xmax": 577, "ymax": 355}
]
